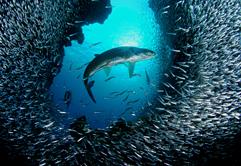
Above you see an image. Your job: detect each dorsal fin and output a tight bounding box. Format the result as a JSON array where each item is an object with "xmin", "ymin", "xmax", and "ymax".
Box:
[
  {"xmin": 104, "ymin": 67, "xmax": 111, "ymax": 76},
  {"xmin": 127, "ymin": 62, "xmax": 135, "ymax": 78}
]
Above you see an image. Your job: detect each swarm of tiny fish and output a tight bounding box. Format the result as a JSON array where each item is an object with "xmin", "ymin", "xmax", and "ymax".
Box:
[
  {"xmin": 0, "ymin": 0, "xmax": 240, "ymax": 165},
  {"xmin": 0, "ymin": 0, "xmax": 111, "ymax": 164}
]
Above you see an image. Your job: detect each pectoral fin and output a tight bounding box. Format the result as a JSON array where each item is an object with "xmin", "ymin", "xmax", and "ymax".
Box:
[
  {"xmin": 88, "ymin": 80, "xmax": 95, "ymax": 88},
  {"xmin": 127, "ymin": 62, "xmax": 135, "ymax": 78},
  {"xmin": 84, "ymin": 79, "xmax": 96, "ymax": 103},
  {"xmin": 104, "ymin": 67, "xmax": 111, "ymax": 76}
]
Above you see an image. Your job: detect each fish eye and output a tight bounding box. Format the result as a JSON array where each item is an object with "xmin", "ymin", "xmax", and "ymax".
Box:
[{"xmin": 2, "ymin": 0, "xmax": 240, "ymax": 165}]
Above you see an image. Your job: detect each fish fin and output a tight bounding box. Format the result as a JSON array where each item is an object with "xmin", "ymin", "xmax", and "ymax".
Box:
[
  {"xmin": 127, "ymin": 62, "xmax": 135, "ymax": 78},
  {"xmin": 84, "ymin": 79, "xmax": 96, "ymax": 103},
  {"xmin": 104, "ymin": 67, "xmax": 111, "ymax": 76},
  {"xmin": 145, "ymin": 69, "xmax": 150, "ymax": 85},
  {"xmin": 88, "ymin": 80, "xmax": 95, "ymax": 88}
]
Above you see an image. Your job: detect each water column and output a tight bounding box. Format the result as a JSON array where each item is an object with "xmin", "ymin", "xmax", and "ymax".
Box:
[{"xmin": 50, "ymin": 0, "xmax": 169, "ymax": 129}]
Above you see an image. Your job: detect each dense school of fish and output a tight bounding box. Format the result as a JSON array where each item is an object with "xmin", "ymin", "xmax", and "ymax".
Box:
[{"xmin": 0, "ymin": 0, "xmax": 240, "ymax": 165}]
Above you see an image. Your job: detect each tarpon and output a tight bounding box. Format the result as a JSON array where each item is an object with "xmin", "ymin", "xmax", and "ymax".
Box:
[
  {"xmin": 83, "ymin": 46, "xmax": 156, "ymax": 103},
  {"xmin": 64, "ymin": 90, "xmax": 72, "ymax": 107},
  {"xmin": 104, "ymin": 76, "xmax": 116, "ymax": 82}
]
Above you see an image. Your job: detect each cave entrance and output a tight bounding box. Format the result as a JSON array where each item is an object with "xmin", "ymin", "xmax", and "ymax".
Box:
[{"xmin": 50, "ymin": 0, "xmax": 169, "ymax": 129}]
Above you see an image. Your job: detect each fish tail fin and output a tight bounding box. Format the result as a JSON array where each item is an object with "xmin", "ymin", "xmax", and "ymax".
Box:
[{"xmin": 84, "ymin": 79, "xmax": 96, "ymax": 103}]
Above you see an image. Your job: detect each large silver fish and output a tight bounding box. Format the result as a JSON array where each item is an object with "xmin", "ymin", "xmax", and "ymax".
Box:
[{"xmin": 83, "ymin": 46, "xmax": 156, "ymax": 103}]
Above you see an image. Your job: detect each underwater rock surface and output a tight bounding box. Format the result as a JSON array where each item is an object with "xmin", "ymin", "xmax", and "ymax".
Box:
[{"xmin": 0, "ymin": 0, "xmax": 240, "ymax": 165}]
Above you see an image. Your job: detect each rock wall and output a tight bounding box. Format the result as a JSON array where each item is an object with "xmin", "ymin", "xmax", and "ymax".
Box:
[{"xmin": 0, "ymin": 0, "xmax": 240, "ymax": 165}]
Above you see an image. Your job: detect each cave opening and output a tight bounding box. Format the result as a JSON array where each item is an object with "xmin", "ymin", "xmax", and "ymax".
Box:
[{"xmin": 50, "ymin": 0, "xmax": 171, "ymax": 129}]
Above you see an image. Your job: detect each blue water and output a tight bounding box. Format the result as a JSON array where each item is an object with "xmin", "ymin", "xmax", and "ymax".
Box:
[{"xmin": 50, "ymin": 0, "xmax": 170, "ymax": 129}]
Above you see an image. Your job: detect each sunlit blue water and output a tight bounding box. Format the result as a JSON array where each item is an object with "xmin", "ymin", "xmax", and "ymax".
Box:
[{"xmin": 50, "ymin": 0, "xmax": 169, "ymax": 129}]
